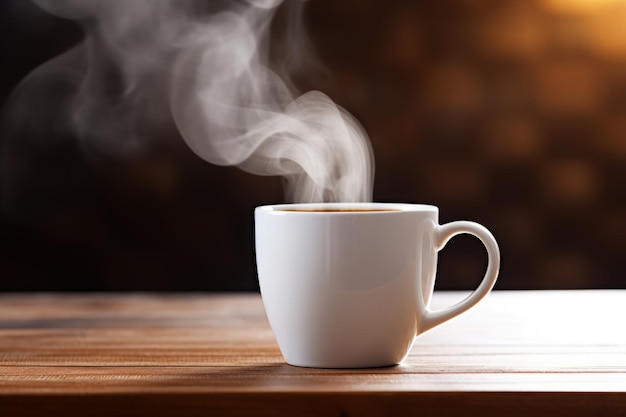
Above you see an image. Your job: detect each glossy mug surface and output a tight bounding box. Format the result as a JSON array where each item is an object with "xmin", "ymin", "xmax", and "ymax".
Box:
[{"xmin": 254, "ymin": 203, "xmax": 500, "ymax": 368}]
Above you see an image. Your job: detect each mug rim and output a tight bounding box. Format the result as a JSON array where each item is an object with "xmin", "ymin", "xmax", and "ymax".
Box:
[{"xmin": 256, "ymin": 202, "xmax": 438, "ymax": 214}]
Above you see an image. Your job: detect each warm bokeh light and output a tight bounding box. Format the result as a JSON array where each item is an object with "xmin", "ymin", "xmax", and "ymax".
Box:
[
  {"xmin": 542, "ymin": 0, "xmax": 621, "ymax": 14},
  {"xmin": 2, "ymin": 1, "xmax": 626, "ymax": 291}
]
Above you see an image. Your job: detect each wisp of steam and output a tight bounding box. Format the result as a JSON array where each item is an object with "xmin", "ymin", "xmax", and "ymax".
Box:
[{"xmin": 7, "ymin": 0, "xmax": 374, "ymax": 203}]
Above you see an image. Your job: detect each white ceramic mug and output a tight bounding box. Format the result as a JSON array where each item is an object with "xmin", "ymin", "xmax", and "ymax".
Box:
[{"xmin": 254, "ymin": 203, "xmax": 500, "ymax": 368}]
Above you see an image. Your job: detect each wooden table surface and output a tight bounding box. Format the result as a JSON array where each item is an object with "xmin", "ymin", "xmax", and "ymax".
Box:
[{"xmin": 1, "ymin": 290, "xmax": 625, "ymax": 416}]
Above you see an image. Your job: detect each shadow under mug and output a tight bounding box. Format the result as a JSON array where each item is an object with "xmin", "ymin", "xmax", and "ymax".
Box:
[{"xmin": 255, "ymin": 203, "xmax": 500, "ymax": 368}]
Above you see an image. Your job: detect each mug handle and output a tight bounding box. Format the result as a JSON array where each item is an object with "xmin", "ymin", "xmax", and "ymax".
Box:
[{"xmin": 419, "ymin": 221, "xmax": 500, "ymax": 333}]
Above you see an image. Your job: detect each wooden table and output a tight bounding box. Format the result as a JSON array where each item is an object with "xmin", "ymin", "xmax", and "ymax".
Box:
[{"xmin": 1, "ymin": 291, "xmax": 625, "ymax": 416}]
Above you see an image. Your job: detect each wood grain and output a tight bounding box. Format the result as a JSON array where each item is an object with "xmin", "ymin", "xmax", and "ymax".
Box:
[{"xmin": 1, "ymin": 291, "xmax": 625, "ymax": 416}]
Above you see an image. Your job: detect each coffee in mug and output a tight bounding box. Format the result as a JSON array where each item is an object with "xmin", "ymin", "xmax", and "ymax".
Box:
[{"xmin": 255, "ymin": 202, "xmax": 500, "ymax": 368}]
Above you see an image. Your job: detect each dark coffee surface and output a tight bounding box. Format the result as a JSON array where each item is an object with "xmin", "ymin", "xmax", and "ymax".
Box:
[{"xmin": 278, "ymin": 208, "xmax": 401, "ymax": 212}]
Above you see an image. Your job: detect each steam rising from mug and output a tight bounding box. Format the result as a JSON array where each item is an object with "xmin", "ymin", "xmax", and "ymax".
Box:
[{"xmin": 19, "ymin": 0, "xmax": 374, "ymax": 203}]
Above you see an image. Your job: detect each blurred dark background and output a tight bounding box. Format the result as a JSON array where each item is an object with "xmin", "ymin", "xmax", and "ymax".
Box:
[{"xmin": 1, "ymin": 0, "xmax": 625, "ymax": 292}]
